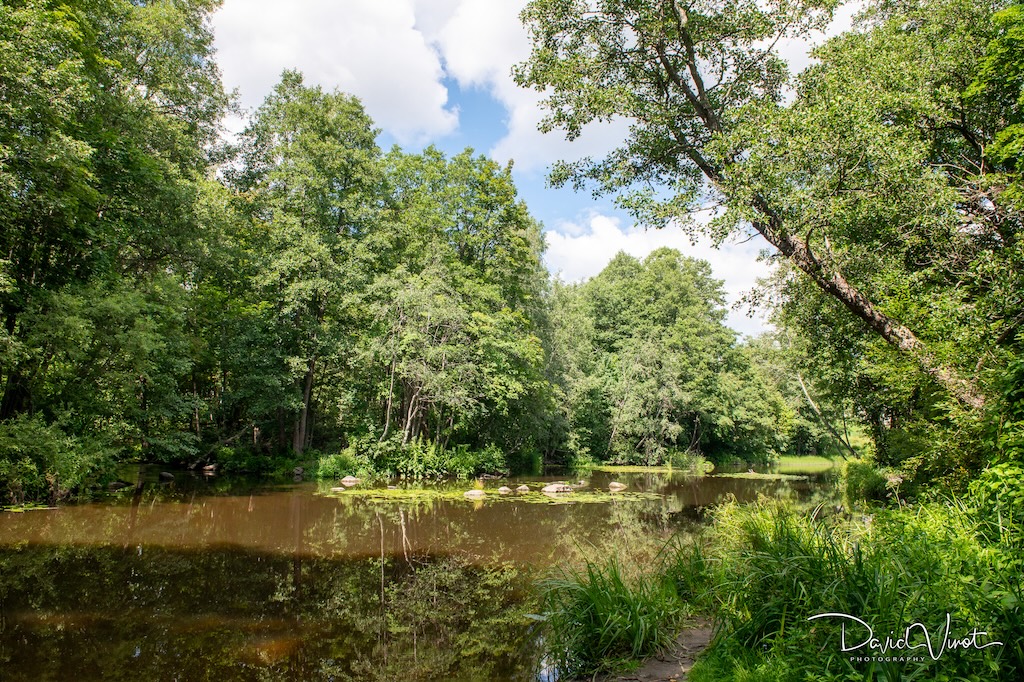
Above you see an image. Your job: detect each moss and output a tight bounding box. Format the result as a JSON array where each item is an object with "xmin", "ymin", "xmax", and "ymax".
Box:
[
  {"xmin": 712, "ymin": 472, "xmax": 809, "ymax": 481},
  {"xmin": 317, "ymin": 483, "xmax": 661, "ymax": 505}
]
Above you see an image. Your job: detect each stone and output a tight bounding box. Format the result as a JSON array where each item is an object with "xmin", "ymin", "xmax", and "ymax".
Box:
[
  {"xmin": 330, "ymin": 487, "xmax": 346, "ymax": 492},
  {"xmin": 202, "ymin": 464, "xmax": 218, "ymax": 472},
  {"xmin": 541, "ymin": 483, "xmax": 573, "ymax": 494},
  {"xmin": 158, "ymin": 472, "xmax": 174, "ymax": 481},
  {"xmin": 497, "ymin": 486, "xmax": 512, "ymax": 494},
  {"xmin": 463, "ymin": 489, "xmax": 486, "ymax": 499},
  {"xmin": 340, "ymin": 476, "xmax": 361, "ymax": 486},
  {"xmin": 608, "ymin": 481, "xmax": 627, "ymax": 492},
  {"xmin": 516, "ymin": 485, "xmax": 530, "ymax": 493}
]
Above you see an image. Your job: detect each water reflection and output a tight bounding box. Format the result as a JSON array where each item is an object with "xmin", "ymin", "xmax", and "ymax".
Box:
[{"xmin": 0, "ymin": 468, "xmax": 831, "ymax": 680}]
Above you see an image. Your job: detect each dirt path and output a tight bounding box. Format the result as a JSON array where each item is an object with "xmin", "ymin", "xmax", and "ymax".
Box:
[{"xmin": 600, "ymin": 620, "xmax": 714, "ymax": 682}]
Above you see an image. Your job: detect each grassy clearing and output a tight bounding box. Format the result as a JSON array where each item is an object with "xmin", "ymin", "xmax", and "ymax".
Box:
[{"xmin": 774, "ymin": 455, "xmax": 839, "ymax": 474}]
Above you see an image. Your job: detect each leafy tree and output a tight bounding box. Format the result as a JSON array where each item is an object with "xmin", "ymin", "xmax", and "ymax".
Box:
[
  {"xmin": 551, "ymin": 249, "xmax": 787, "ymax": 465},
  {"xmin": 228, "ymin": 71, "xmax": 383, "ymax": 456},
  {"xmin": 514, "ymin": 0, "xmax": 1007, "ymax": 409},
  {"xmin": 0, "ymin": 0, "xmax": 227, "ymax": 487}
]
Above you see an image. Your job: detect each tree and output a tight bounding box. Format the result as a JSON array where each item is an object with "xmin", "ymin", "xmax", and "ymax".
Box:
[
  {"xmin": 550, "ymin": 249, "xmax": 788, "ymax": 465},
  {"xmin": 514, "ymin": 0, "xmax": 1010, "ymax": 409},
  {"xmin": 0, "ymin": 0, "xmax": 228, "ymax": 496},
  {"xmin": 229, "ymin": 71, "xmax": 383, "ymax": 456},
  {"xmin": 362, "ymin": 148, "xmax": 549, "ymax": 458}
]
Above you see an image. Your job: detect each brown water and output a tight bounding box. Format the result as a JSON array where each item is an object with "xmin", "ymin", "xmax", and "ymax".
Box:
[{"xmin": 0, "ymin": 468, "xmax": 831, "ymax": 681}]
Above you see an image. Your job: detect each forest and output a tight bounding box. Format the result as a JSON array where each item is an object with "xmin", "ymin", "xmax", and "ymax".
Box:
[
  {"xmin": 0, "ymin": 0, "xmax": 1020, "ymax": 517},
  {"xmin": 3, "ymin": 0, "xmax": 1024, "ymax": 680},
  {"xmin": 1, "ymin": 0, "xmax": 850, "ymax": 504}
]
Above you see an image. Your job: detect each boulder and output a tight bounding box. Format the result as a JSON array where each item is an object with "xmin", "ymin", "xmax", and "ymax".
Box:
[
  {"xmin": 516, "ymin": 485, "xmax": 530, "ymax": 493},
  {"xmin": 463, "ymin": 489, "xmax": 486, "ymax": 499},
  {"xmin": 340, "ymin": 476, "xmax": 361, "ymax": 487},
  {"xmin": 202, "ymin": 464, "xmax": 218, "ymax": 473},
  {"xmin": 330, "ymin": 487, "xmax": 347, "ymax": 492},
  {"xmin": 497, "ymin": 486, "xmax": 513, "ymax": 495},
  {"xmin": 608, "ymin": 481, "xmax": 627, "ymax": 492},
  {"xmin": 158, "ymin": 472, "xmax": 175, "ymax": 482},
  {"xmin": 541, "ymin": 483, "xmax": 573, "ymax": 494}
]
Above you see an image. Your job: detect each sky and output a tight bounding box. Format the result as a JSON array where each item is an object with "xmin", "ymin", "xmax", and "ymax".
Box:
[{"xmin": 210, "ymin": 1, "xmax": 859, "ymax": 337}]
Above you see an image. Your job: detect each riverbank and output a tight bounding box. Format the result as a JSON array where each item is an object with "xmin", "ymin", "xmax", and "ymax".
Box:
[{"xmin": 542, "ymin": 473, "xmax": 1024, "ymax": 681}]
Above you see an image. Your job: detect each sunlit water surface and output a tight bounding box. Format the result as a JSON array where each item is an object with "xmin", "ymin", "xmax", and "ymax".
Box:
[{"xmin": 0, "ymin": 467, "xmax": 832, "ymax": 681}]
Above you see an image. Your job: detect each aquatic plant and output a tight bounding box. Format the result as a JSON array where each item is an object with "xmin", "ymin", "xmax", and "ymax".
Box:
[{"xmin": 540, "ymin": 555, "xmax": 684, "ymax": 677}]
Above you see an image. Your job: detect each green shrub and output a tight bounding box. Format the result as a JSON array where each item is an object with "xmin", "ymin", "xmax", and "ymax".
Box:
[
  {"xmin": 840, "ymin": 457, "xmax": 889, "ymax": 507},
  {"xmin": 315, "ymin": 450, "xmax": 360, "ymax": 479},
  {"xmin": 337, "ymin": 434, "xmax": 511, "ymax": 480},
  {"xmin": 0, "ymin": 415, "xmax": 113, "ymax": 504}
]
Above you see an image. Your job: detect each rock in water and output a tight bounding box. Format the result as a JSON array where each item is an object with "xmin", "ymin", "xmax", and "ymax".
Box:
[
  {"xmin": 202, "ymin": 464, "xmax": 218, "ymax": 473},
  {"xmin": 516, "ymin": 485, "xmax": 530, "ymax": 493},
  {"xmin": 541, "ymin": 483, "xmax": 573, "ymax": 494},
  {"xmin": 340, "ymin": 476, "xmax": 361, "ymax": 487},
  {"xmin": 498, "ymin": 486, "xmax": 513, "ymax": 494},
  {"xmin": 158, "ymin": 472, "xmax": 174, "ymax": 482},
  {"xmin": 608, "ymin": 481, "xmax": 627, "ymax": 492},
  {"xmin": 464, "ymin": 489, "xmax": 486, "ymax": 499}
]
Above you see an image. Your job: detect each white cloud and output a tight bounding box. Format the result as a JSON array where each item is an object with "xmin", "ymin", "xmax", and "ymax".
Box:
[
  {"xmin": 545, "ymin": 213, "xmax": 775, "ymax": 337},
  {"xmin": 212, "ymin": 0, "xmax": 457, "ymax": 144}
]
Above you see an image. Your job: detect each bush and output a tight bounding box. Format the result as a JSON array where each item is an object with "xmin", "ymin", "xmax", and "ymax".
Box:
[
  {"xmin": 315, "ymin": 450, "xmax": 360, "ymax": 479},
  {"xmin": 0, "ymin": 415, "xmax": 113, "ymax": 504},
  {"xmin": 334, "ymin": 434, "xmax": 511, "ymax": 480},
  {"xmin": 840, "ymin": 457, "xmax": 890, "ymax": 507}
]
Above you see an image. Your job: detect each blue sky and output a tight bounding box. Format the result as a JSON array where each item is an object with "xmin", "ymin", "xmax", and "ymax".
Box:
[{"xmin": 210, "ymin": 1, "xmax": 858, "ymax": 336}]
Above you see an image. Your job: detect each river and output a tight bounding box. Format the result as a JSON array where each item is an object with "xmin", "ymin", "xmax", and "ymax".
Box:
[{"xmin": 0, "ymin": 466, "xmax": 832, "ymax": 681}]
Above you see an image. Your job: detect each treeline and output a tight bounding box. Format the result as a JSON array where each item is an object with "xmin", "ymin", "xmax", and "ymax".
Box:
[
  {"xmin": 0, "ymin": 1, "xmax": 836, "ymax": 502},
  {"xmin": 5, "ymin": 0, "xmax": 1022, "ymax": 502},
  {"xmin": 517, "ymin": 0, "xmax": 1024, "ymax": 498}
]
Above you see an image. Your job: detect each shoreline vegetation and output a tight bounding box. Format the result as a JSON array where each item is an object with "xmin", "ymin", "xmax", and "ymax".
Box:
[{"xmin": 2, "ymin": 0, "xmax": 1023, "ymax": 680}]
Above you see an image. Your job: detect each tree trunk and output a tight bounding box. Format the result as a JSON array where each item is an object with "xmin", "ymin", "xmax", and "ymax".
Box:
[
  {"xmin": 292, "ymin": 355, "xmax": 316, "ymax": 455},
  {"xmin": 752, "ymin": 209, "xmax": 985, "ymax": 410}
]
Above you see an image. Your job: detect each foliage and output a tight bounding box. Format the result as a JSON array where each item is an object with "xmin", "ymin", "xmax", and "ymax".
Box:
[
  {"xmin": 540, "ymin": 555, "xmax": 685, "ymax": 677},
  {"xmin": 0, "ymin": 415, "xmax": 112, "ymax": 504},
  {"xmin": 677, "ymin": 498, "xmax": 1023, "ymax": 681},
  {"xmin": 549, "ymin": 249, "xmax": 790, "ymax": 466}
]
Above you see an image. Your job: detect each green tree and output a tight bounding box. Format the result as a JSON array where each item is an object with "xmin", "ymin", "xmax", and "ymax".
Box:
[
  {"xmin": 514, "ymin": 0, "xmax": 1005, "ymax": 409},
  {"xmin": 551, "ymin": 249, "xmax": 787, "ymax": 465},
  {"xmin": 0, "ymin": 0, "xmax": 227, "ymax": 494},
  {"xmin": 229, "ymin": 71, "xmax": 383, "ymax": 456}
]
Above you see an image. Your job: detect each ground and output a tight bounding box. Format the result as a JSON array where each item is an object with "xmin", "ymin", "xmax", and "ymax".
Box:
[{"xmin": 601, "ymin": 620, "xmax": 714, "ymax": 682}]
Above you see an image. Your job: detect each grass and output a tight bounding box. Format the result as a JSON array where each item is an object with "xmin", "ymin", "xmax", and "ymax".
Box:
[
  {"xmin": 540, "ymin": 555, "xmax": 685, "ymax": 678},
  {"xmin": 541, "ymin": 490, "xmax": 1024, "ymax": 681},
  {"xmin": 774, "ymin": 455, "xmax": 839, "ymax": 475}
]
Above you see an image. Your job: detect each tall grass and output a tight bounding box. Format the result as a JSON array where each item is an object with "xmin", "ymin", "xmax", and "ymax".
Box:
[
  {"xmin": 540, "ymin": 555, "xmax": 684, "ymax": 678},
  {"xmin": 682, "ymin": 498, "xmax": 1023, "ymax": 681}
]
